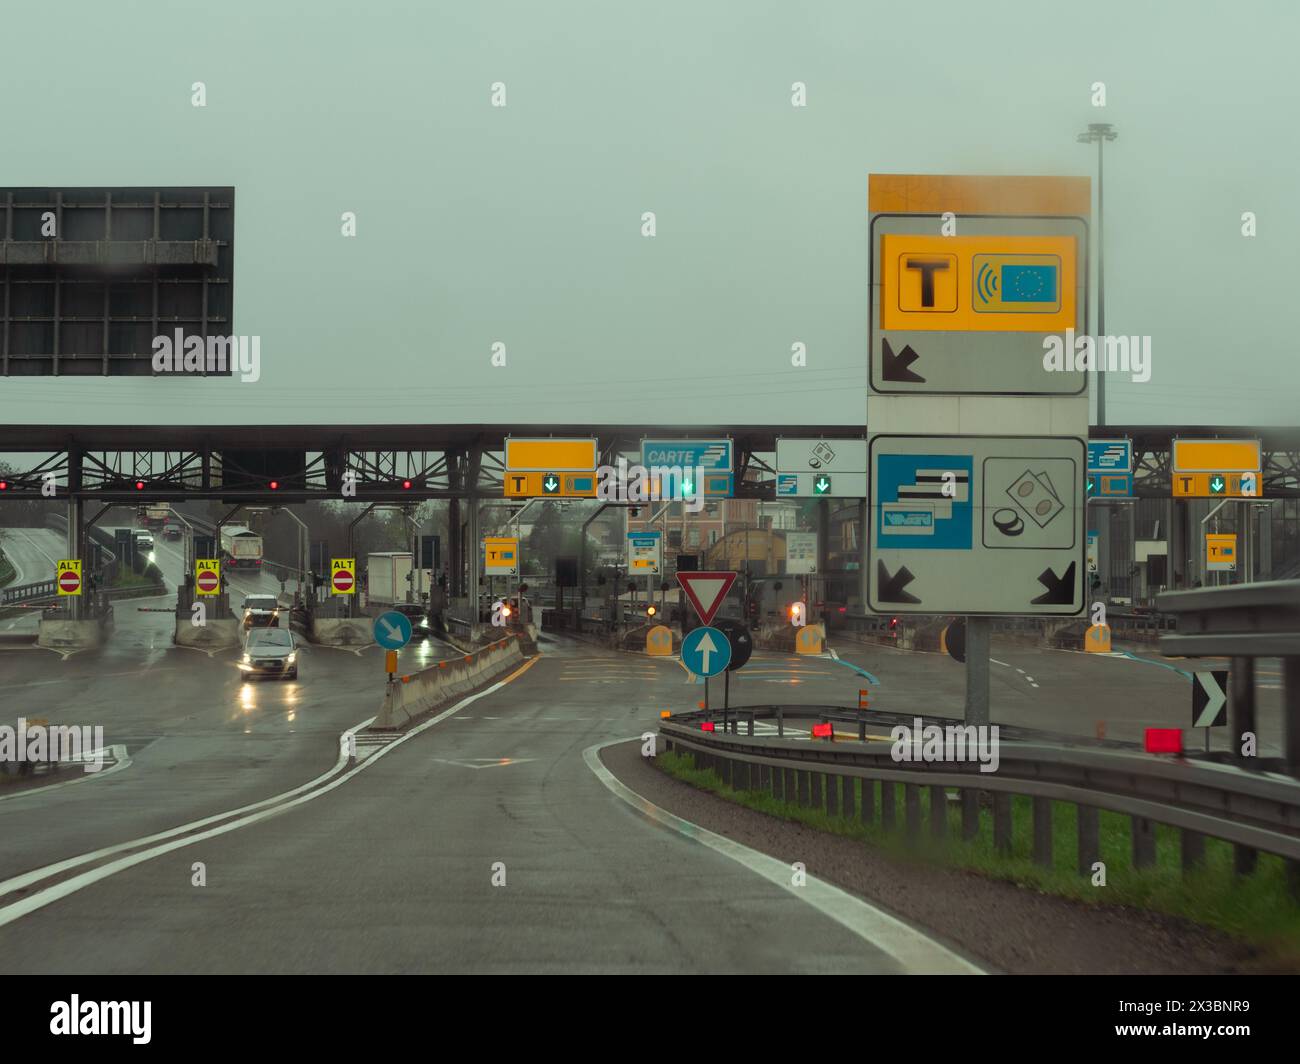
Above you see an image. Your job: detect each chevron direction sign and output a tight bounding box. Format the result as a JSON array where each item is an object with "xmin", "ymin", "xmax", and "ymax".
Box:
[{"xmin": 1192, "ymin": 670, "xmax": 1228, "ymax": 729}]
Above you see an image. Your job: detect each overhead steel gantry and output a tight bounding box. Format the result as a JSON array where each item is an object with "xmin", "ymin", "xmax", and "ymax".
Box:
[
  {"xmin": 2, "ymin": 423, "xmax": 1296, "ymax": 617},
  {"xmin": 2, "ymin": 423, "xmax": 1297, "ymax": 502}
]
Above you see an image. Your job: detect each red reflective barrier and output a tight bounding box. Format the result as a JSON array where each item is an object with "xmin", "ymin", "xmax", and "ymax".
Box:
[{"xmin": 1144, "ymin": 727, "xmax": 1182, "ymax": 754}]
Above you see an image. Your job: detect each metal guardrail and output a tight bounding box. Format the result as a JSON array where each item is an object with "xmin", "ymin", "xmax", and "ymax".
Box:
[
  {"xmin": 1, "ymin": 579, "xmax": 58, "ymax": 606},
  {"xmin": 659, "ymin": 705, "xmax": 1300, "ymax": 887}
]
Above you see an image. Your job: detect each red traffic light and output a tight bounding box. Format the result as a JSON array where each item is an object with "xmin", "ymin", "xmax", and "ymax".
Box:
[
  {"xmin": 269, "ymin": 480, "xmax": 279, "ymax": 490},
  {"xmin": 402, "ymin": 479, "xmax": 413, "ymax": 490},
  {"xmin": 0, "ymin": 480, "xmax": 7, "ymax": 491},
  {"xmin": 135, "ymin": 480, "xmax": 145, "ymax": 491}
]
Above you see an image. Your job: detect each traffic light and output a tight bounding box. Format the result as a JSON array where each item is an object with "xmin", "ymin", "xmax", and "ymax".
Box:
[
  {"xmin": 269, "ymin": 480, "xmax": 280, "ymax": 491},
  {"xmin": 135, "ymin": 480, "xmax": 145, "ymax": 491},
  {"xmin": 646, "ymin": 604, "xmax": 658, "ymax": 618}
]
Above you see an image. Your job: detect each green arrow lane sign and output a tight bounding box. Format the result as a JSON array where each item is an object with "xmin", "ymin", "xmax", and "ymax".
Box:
[
  {"xmin": 543, "ymin": 474, "xmax": 560, "ymax": 494},
  {"xmin": 813, "ymin": 475, "xmax": 832, "ymax": 495},
  {"xmin": 1210, "ymin": 475, "xmax": 1226, "ymax": 494}
]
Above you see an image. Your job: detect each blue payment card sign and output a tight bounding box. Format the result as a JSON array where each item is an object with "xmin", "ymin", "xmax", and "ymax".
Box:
[{"xmin": 876, "ymin": 454, "xmax": 973, "ymax": 550}]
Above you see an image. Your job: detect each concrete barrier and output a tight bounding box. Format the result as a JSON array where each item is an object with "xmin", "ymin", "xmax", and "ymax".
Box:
[
  {"xmin": 310, "ymin": 617, "xmax": 374, "ymax": 647},
  {"xmin": 175, "ymin": 618, "xmax": 242, "ymax": 650},
  {"xmin": 37, "ymin": 618, "xmax": 107, "ymax": 650},
  {"xmin": 371, "ymin": 637, "xmax": 525, "ymax": 730}
]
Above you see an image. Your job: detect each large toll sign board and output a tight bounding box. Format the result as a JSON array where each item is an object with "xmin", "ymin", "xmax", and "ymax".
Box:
[{"xmin": 868, "ymin": 434, "xmax": 1086, "ymax": 616}]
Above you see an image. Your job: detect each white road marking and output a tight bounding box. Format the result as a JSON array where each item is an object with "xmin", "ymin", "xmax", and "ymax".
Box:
[
  {"xmin": 583, "ymin": 739, "xmax": 984, "ymax": 975},
  {"xmin": 990, "ymin": 658, "xmax": 1012, "ymax": 668},
  {"xmin": 0, "ymin": 662, "xmax": 535, "ymax": 927},
  {"xmin": 0, "ymin": 746, "xmax": 132, "ymax": 803}
]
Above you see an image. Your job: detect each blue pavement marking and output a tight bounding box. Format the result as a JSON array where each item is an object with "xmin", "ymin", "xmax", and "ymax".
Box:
[
  {"xmin": 830, "ymin": 654, "xmax": 880, "ymax": 685},
  {"xmin": 1119, "ymin": 650, "xmax": 1191, "ymax": 680}
]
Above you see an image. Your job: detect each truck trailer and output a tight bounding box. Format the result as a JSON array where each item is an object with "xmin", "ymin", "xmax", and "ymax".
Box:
[{"xmin": 366, "ymin": 552, "xmax": 413, "ymax": 606}]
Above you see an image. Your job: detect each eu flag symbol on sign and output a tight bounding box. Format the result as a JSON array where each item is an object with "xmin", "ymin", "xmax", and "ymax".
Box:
[
  {"xmin": 972, "ymin": 255, "xmax": 1061, "ymax": 314},
  {"xmin": 1000, "ymin": 264, "xmax": 1057, "ymax": 303}
]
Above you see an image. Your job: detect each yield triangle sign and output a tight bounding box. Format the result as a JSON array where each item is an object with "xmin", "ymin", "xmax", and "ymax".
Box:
[{"xmin": 677, "ymin": 570, "xmax": 736, "ymax": 625}]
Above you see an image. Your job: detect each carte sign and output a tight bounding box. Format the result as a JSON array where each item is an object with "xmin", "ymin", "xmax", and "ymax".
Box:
[
  {"xmin": 195, "ymin": 558, "xmax": 221, "ymax": 595},
  {"xmin": 868, "ymin": 174, "xmax": 1090, "ymax": 396},
  {"xmin": 867, "ymin": 434, "xmax": 1086, "ymax": 615},
  {"xmin": 331, "ymin": 558, "xmax": 356, "ymax": 595},
  {"xmin": 57, "ymin": 559, "xmax": 82, "ymax": 596}
]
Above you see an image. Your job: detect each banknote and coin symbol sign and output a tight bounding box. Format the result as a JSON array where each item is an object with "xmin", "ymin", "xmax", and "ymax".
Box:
[
  {"xmin": 981, "ymin": 457, "xmax": 1077, "ymax": 552},
  {"xmin": 1005, "ymin": 468, "xmax": 1065, "ymax": 528}
]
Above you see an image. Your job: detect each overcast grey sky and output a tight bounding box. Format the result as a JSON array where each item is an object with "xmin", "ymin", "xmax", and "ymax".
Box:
[{"xmin": 2, "ymin": 0, "xmax": 1297, "ymax": 428}]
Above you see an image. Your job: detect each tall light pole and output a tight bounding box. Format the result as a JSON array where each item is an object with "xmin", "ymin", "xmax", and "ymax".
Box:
[{"xmin": 1078, "ymin": 121, "xmax": 1117, "ymax": 427}]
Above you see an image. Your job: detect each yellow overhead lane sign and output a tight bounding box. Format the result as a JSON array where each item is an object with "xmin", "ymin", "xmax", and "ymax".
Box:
[
  {"xmin": 503, "ymin": 438, "xmax": 598, "ymax": 472},
  {"xmin": 1172, "ymin": 439, "xmax": 1261, "ymax": 474}
]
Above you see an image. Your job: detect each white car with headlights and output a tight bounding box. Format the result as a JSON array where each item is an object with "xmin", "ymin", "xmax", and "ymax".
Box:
[{"xmin": 241, "ymin": 594, "xmax": 282, "ymax": 629}]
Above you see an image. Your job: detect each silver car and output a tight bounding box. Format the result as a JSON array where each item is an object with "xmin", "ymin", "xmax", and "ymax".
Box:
[{"xmin": 240, "ymin": 627, "xmax": 299, "ymax": 680}]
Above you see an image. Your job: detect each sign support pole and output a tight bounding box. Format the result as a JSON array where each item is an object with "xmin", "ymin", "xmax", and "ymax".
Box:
[
  {"xmin": 964, "ymin": 616, "xmax": 990, "ymax": 727},
  {"xmin": 468, "ymin": 496, "xmax": 480, "ymax": 639},
  {"xmin": 66, "ymin": 497, "xmax": 82, "ymax": 621}
]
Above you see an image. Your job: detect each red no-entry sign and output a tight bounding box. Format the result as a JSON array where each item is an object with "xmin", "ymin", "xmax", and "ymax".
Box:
[
  {"xmin": 332, "ymin": 567, "xmax": 354, "ymax": 594},
  {"xmin": 197, "ymin": 569, "xmax": 219, "ymax": 593},
  {"xmin": 57, "ymin": 565, "xmax": 82, "ymax": 595}
]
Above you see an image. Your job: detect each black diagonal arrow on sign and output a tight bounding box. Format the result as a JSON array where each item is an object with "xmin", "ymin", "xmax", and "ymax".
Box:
[
  {"xmin": 876, "ymin": 561, "xmax": 921, "ymax": 604},
  {"xmin": 1030, "ymin": 562, "xmax": 1076, "ymax": 606},
  {"xmin": 1192, "ymin": 670, "xmax": 1228, "ymax": 728},
  {"xmin": 881, "ymin": 339, "xmax": 926, "ymax": 383}
]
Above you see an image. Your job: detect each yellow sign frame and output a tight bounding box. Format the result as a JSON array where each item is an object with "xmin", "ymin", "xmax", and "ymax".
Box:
[
  {"xmin": 56, "ymin": 558, "xmax": 82, "ymax": 596},
  {"xmin": 331, "ymin": 557, "xmax": 357, "ymax": 595},
  {"xmin": 195, "ymin": 558, "xmax": 221, "ymax": 596}
]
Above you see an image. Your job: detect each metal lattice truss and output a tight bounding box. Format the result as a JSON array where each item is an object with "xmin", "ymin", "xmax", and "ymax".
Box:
[{"xmin": 0, "ymin": 427, "xmax": 1296, "ymax": 502}]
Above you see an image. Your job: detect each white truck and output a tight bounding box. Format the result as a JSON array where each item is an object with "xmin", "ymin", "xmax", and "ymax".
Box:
[
  {"xmin": 220, "ymin": 525, "xmax": 264, "ymax": 571},
  {"xmin": 366, "ymin": 552, "xmax": 413, "ymax": 606}
]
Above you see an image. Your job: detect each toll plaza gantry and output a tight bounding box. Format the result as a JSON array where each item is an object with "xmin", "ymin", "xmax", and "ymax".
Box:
[{"xmin": 1, "ymin": 421, "xmax": 1297, "ymax": 631}]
